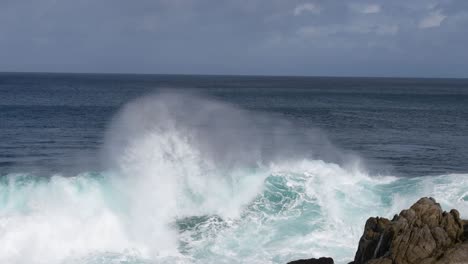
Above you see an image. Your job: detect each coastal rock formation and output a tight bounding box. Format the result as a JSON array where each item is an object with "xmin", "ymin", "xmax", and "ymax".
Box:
[
  {"xmin": 350, "ymin": 197, "xmax": 468, "ymax": 264},
  {"xmin": 287, "ymin": 257, "xmax": 334, "ymax": 264}
]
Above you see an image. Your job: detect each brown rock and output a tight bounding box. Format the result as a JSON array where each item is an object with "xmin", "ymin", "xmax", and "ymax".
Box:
[
  {"xmin": 461, "ymin": 219, "xmax": 468, "ymax": 241},
  {"xmin": 353, "ymin": 217, "xmax": 391, "ymax": 264},
  {"xmin": 434, "ymin": 242, "xmax": 468, "ymax": 264},
  {"xmin": 367, "ymin": 259, "xmax": 393, "ymax": 264},
  {"xmin": 351, "ymin": 197, "xmax": 467, "ymax": 264}
]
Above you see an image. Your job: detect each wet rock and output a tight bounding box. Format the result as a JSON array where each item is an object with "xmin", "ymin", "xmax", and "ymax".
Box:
[
  {"xmin": 287, "ymin": 257, "xmax": 334, "ymax": 264},
  {"xmin": 351, "ymin": 197, "xmax": 467, "ymax": 264}
]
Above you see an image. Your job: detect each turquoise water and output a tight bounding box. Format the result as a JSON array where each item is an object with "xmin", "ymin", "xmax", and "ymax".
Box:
[
  {"xmin": 1, "ymin": 75, "xmax": 468, "ymax": 263},
  {"xmin": 1, "ymin": 169, "xmax": 467, "ymax": 264}
]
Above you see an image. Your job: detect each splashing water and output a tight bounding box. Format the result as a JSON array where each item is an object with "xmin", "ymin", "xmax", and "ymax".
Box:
[{"xmin": 0, "ymin": 93, "xmax": 467, "ymax": 264}]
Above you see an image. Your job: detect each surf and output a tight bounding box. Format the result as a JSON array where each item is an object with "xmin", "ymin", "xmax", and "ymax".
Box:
[{"xmin": 0, "ymin": 93, "xmax": 467, "ymax": 264}]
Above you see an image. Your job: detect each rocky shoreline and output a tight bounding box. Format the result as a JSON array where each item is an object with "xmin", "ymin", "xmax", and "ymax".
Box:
[{"xmin": 288, "ymin": 197, "xmax": 468, "ymax": 264}]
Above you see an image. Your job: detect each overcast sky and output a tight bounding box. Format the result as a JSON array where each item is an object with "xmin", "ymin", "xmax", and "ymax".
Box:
[{"xmin": 0, "ymin": 0, "xmax": 467, "ymax": 77}]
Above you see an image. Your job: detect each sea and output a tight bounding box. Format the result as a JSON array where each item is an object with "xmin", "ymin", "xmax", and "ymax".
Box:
[{"xmin": 0, "ymin": 73, "xmax": 467, "ymax": 264}]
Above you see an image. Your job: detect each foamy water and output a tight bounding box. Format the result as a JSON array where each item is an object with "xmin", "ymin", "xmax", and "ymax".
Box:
[{"xmin": 0, "ymin": 93, "xmax": 467, "ymax": 264}]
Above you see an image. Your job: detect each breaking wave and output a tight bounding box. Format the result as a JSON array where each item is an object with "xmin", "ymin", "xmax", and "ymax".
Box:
[{"xmin": 0, "ymin": 93, "xmax": 467, "ymax": 264}]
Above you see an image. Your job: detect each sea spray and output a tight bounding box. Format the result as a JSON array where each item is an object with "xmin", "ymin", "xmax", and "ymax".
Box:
[
  {"xmin": 99, "ymin": 92, "xmax": 360, "ymax": 257},
  {"xmin": 0, "ymin": 173, "xmax": 137, "ymax": 263},
  {"xmin": 0, "ymin": 93, "xmax": 467, "ymax": 264}
]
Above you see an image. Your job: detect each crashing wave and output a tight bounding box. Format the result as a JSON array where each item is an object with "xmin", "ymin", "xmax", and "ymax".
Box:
[{"xmin": 0, "ymin": 93, "xmax": 467, "ymax": 264}]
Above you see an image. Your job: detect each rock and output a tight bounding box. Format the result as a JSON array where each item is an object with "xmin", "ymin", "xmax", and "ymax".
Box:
[
  {"xmin": 434, "ymin": 241, "xmax": 468, "ymax": 264},
  {"xmin": 352, "ymin": 217, "xmax": 391, "ymax": 264},
  {"xmin": 287, "ymin": 257, "xmax": 334, "ymax": 264},
  {"xmin": 462, "ymin": 219, "xmax": 468, "ymax": 241},
  {"xmin": 351, "ymin": 197, "xmax": 467, "ymax": 264}
]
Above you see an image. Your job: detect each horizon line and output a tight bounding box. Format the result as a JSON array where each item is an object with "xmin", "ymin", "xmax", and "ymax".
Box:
[{"xmin": 0, "ymin": 70, "xmax": 467, "ymax": 80}]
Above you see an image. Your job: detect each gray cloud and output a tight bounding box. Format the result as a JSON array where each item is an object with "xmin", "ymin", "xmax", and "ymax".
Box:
[{"xmin": 0, "ymin": 0, "xmax": 467, "ymax": 77}]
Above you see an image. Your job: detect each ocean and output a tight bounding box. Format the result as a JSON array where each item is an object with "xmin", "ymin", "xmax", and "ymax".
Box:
[{"xmin": 0, "ymin": 73, "xmax": 467, "ymax": 264}]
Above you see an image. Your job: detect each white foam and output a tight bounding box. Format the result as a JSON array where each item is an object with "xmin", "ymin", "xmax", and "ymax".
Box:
[
  {"xmin": 0, "ymin": 93, "xmax": 467, "ymax": 264},
  {"xmin": 0, "ymin": 175, "xmax": 142, "ymax": 264}
]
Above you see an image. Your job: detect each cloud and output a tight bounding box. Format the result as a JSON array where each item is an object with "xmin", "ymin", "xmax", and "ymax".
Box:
[
  {"xmin": 293, "ymin": 3, "xmax": 320, "ymax": 16},
  {"xmin": 419, "ymin": 10, "xmax": 447, "ymax": 28},
  {"xmin": 298, "ymin": 23, "xmax": 398, "ymax": 38},
  {"xmin": 0, "ymin": 0, "xmax": 467, "ymax": 77},
  {"xmin": 351, "ymin": 4, "xmax": 381, "ymax": 14}
]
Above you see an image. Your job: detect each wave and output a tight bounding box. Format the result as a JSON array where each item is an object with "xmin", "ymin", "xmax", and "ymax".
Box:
[
  {"xmin": 0, "ymin": 93, "xmax": 467, "ymax": 264},
  {"xmin": 1, "ymin": 170, "xmax": 467, "ymax": 264}
]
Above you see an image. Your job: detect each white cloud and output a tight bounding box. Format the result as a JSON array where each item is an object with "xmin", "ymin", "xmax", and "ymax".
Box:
[
  {"xmin": 350, "ymin": 4, "xmax": 381, "ymax": 14},
  {"xmin": 361, "ymin": 4, "xmax": 381, "ymax": 14},
  {"xmin": 419, "ymin": 10, "xmax": 447, "ymax": 28},
  {"xmin": 297, "ymin": 23, "xmax": 398, "ymax": 38},
  {"xmin": 293, "ymin": 3, "xmax": 320, "ymax": 16}
]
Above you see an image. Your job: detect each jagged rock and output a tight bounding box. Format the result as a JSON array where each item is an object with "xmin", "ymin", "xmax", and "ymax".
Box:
[
  {"xmin": 353, "ymin": 217, "xmax": 391, "ymax": 264},
  {"xmin": 287, "ymin": 257, "xmax": 334, "ymax": 264},
  {"xmin": 351, "ymin": 197, "xmax": 467, "ymax": 264}
]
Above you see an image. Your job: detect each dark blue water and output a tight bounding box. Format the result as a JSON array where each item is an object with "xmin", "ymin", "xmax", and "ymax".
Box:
[{"xmin": 1, "ymin": 73, "xmax": 467, "ymax": 176}]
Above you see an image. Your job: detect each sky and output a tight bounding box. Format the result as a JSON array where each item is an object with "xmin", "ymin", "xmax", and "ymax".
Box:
[{"xmin": 0, "ymin": 0, "xmax": 467, "ymax": 77}]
